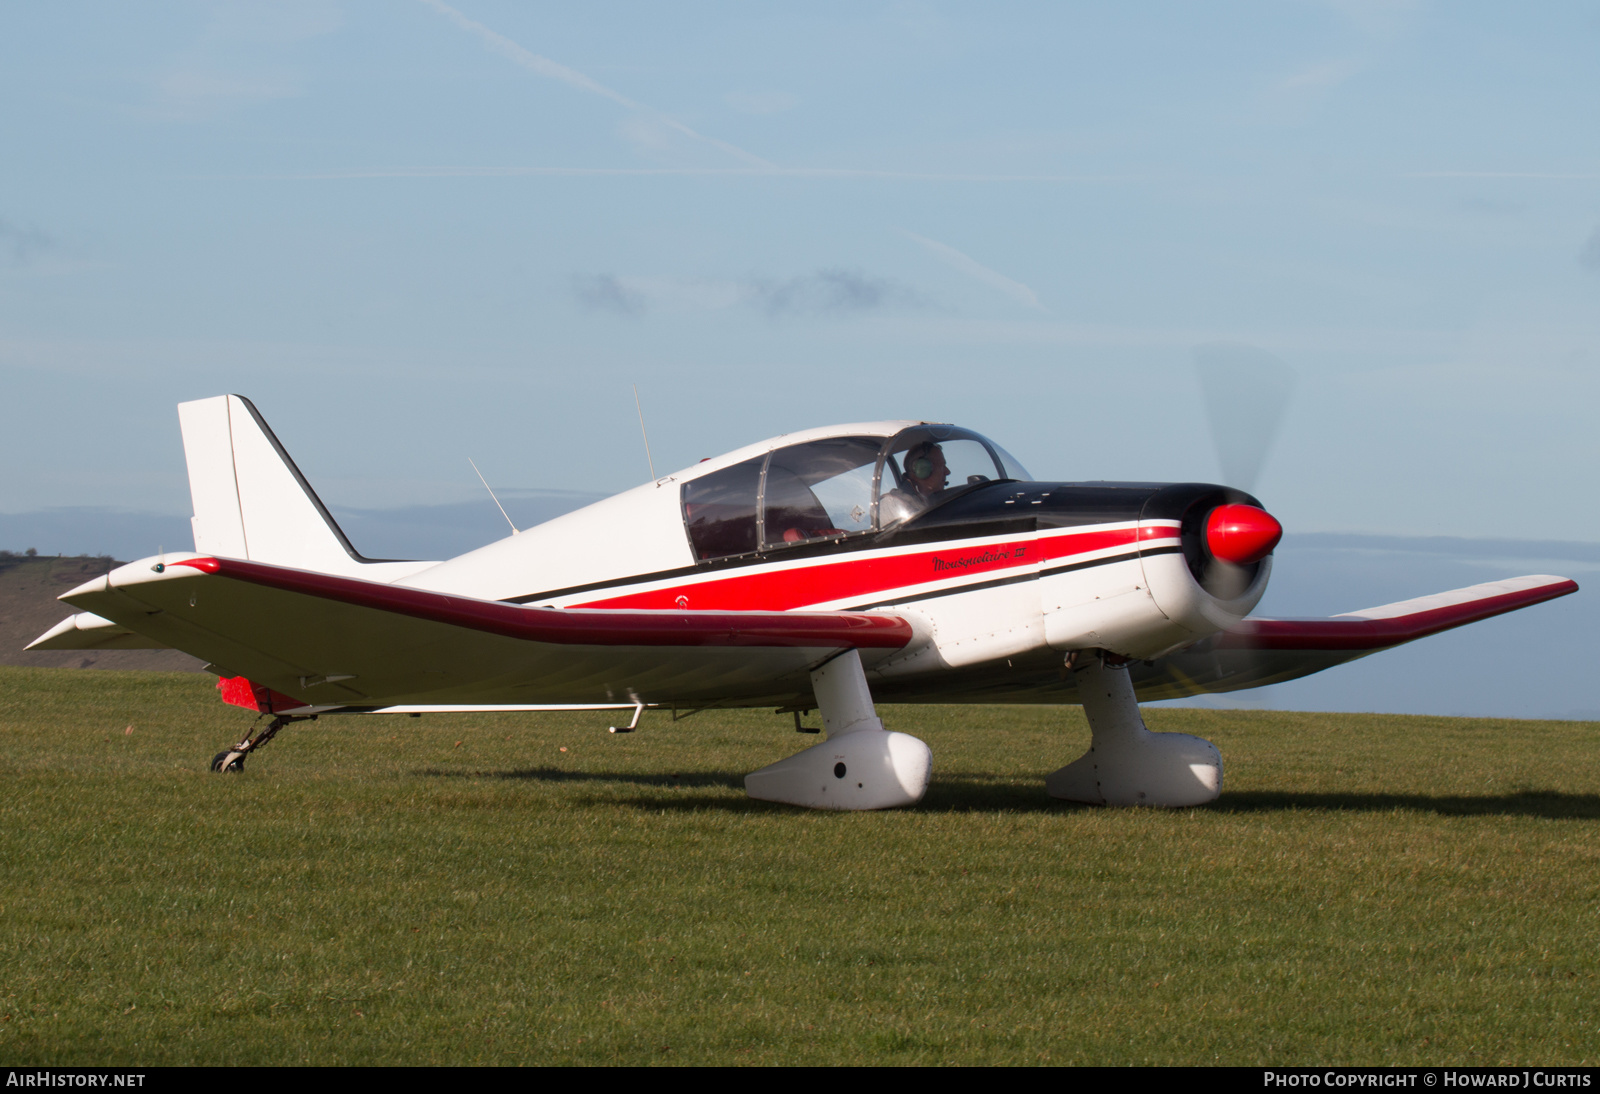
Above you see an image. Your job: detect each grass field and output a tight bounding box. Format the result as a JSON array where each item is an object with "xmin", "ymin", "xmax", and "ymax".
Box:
[{"xmin": 2, "ymin": 665, "xmax": 1597, "ymax": 1065}]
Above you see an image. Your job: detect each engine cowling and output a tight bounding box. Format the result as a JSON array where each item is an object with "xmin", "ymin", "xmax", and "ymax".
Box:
[
  {"xmin": 1039, "ymin": 484, "xmax": 1279, "ymax": 660},
  {"xmin": 1137, "ymin": 485, "xmax": 1278, "ymax": 653}
]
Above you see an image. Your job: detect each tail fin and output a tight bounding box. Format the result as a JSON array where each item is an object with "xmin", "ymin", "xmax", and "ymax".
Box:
[{"xmin": 178, "ymin": 395, "xmax": 409, "ymax": 575}]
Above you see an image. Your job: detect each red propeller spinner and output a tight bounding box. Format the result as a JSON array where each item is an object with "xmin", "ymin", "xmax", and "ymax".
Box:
[{"xmin": 1204, "ymin": 504, "xmax": 1282, "ymax": 565}]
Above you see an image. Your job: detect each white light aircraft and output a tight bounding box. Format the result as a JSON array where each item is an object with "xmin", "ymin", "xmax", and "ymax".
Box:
[{"xmin": 30, "ymin": 395, "xmax": 1577, "ymax": 810}]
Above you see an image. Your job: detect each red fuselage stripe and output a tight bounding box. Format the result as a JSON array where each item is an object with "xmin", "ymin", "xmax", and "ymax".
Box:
[{"xmin": 574, "ymin": 524, "xmax": 1175, "ymax": 611}]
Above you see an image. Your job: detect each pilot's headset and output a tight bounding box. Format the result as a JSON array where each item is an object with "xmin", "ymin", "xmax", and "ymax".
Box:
[{"xmin": 904, "ymin": 441, "xmax": 939, "ymax": 482}]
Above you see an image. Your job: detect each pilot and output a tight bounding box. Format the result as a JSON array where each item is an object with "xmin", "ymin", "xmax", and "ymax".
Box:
[{"xmin": 878, "ymin": 442, "xmax": 950, "ymax": 526}]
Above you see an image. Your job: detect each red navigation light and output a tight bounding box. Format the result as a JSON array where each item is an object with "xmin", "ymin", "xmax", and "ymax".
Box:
[{"xmin": 1205, "ymin": 504, "xmax": 1282, "ymax": 565}]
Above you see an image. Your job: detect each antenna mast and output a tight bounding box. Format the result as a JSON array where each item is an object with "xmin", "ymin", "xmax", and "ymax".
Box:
[
  {"xmin": 467, "ymin": 457, "xmax": 519, "ymax": 535},
  {"xmin": 633, "ymin": 384, "xmax": 658, "ymax": 483}
]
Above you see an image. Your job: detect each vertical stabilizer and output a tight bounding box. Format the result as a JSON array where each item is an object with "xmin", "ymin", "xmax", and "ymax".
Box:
[{"xmin": 178, "ymin": 395, "xmax": 409, "ymax": 576}]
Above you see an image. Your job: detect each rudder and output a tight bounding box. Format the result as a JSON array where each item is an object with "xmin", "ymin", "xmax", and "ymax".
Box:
[{"xmin": 178, "ymin": 394, "xmax": 403, "ymax": 575}]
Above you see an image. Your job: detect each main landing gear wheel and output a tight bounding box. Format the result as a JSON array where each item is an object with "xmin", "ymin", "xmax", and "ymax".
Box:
[{"xmin": 208, "ymin": 713, "xmax": 315, "ymax": 773}]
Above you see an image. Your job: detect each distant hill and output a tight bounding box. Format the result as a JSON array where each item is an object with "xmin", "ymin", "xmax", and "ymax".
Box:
[{"xmin": 0, "ymin": 553, "xmax": 204, "ymax": 672}]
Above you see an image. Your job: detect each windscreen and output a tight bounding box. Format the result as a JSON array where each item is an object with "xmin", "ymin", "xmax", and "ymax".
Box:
[
  {"xmin": 875, "ymin": 425, "xmax": 1027, "ymax": 527},
  {"xmin": 683, "ymin": 424, "xmax": 1033, "ymax": 558}
]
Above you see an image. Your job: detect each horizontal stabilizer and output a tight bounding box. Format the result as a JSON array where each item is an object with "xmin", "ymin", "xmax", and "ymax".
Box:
[{"xmin": 27, "ymin": 612, "xmax": 170, "ymax": 651}]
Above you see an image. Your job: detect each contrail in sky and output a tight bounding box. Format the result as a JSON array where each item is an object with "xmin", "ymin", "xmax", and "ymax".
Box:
[
  {"xmin": 418, "ymin": 0, "xmax": 775, "ymax": 169},
  {"xmin": 237, "ymin": 166, "xmax": 1128, "ymax": 182},
  {"xmin": 899, "ymin": 230, "xmax": 1043, "ymax": 310},
  {"xmin": 1404, "ymin": 172, "xmax": 1600, "ymax": 180}
]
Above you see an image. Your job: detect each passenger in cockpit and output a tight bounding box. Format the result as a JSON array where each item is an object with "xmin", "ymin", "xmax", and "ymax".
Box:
[{"xmin": 878, "ymin": 441, "xmax": 950, "ymax": 526}]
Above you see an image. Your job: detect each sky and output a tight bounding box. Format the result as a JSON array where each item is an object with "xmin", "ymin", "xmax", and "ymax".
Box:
[
  {"xmin": 2, "ymin": 0, "xmax": 1597, "ymax": 528},
  {"xmin": 1, "ymin": 2, "xmax": 1597, "ymax": 713}
]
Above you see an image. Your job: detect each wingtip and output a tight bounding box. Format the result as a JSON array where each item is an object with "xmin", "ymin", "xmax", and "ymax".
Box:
[{"xmin": 1224, "ymin": 573, "xmax": 1580, "ymax": 652}]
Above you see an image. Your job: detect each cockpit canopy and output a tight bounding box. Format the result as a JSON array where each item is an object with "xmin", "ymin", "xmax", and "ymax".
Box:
[{"xmin": 681, "ymin": 425, "xmax": 1032, "ymax": 561}]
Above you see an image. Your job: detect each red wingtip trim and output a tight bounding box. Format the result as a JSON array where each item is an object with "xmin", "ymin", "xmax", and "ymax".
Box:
[
  {"xmin": 218, "ymin": 675, "xmax": 268, "ymax": 711},
  {"xmin": 1206, "ymin": 504, "xmax": 1282, "ymax": 565},
  {"xmin": 170, "ymin": 557, "xmax": 221, "ymax": 573},
  {"xmin": 216, "ymin": 675, "xmax": 304, "ymax": 713}
]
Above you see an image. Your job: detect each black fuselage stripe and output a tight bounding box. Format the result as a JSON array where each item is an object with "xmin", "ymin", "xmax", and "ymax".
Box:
[
  {"xmin": 501, "ymin": 532, "xmax": 1025, "ymax": 603},
  {"xmin": 839, "ymin": 546, "xmax": 1177, "ymax": 610},
  {"xmin": 504, "ymin": 564, "xmax": 704, "ymax": 604},
  {"xmin": 840, "ymin": 570, "xmax": 1037, "ymax": 610},
  {"xmin": 1044, "ymin": 543, "xmax": 1178, "ymax": 575},
  {"xmin": 504, "ymin": 542, "xmax": 1181, "ymax": 608},
  {"xmin": 501, "ymin": 515, "xmax": 1058, "ymax": 604}
]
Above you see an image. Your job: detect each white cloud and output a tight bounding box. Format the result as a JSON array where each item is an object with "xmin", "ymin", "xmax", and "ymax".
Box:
[
  {"xmin": 0, "ymin": 218, "xmax": 54, "ymax": 265},
  {"xmin": 573, "ymin": 270, "xmax": 930, "ymax": 317},
  {"xmin": 131, "ymin": 0, "xmax": 341, "ymax": 122},
  {"xmin": 203, "ymin": 0, "xmax": 344, "ymax": 44},
  {"xmin": 572, "ymin": 275, "xmax": 647, "ymax": 316},
  {"xmin": 574, "ymin": 274, "xmax": 755, "ymax": 315},
  {"xmin": 1580, "ymin": 227, "xmax": 1600, "ymax": 274},
  {"xmin": 144, "ymin": 70, "xmax": 303, "ymax": 121},
  {"xmin": 1279, "ymin": 57, "xmax": 1363, "ymax": 92}
]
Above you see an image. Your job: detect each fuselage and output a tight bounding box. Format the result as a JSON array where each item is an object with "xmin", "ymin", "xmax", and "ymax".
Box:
[{"xmin": 391, "ymin": 421, "xmax": 1274, "ymax": 699}]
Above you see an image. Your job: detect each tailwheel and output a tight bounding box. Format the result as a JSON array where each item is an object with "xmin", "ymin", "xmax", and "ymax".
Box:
[{"xmin": 208, "ymin": 713, "xmax": 315, "ymax": 773}]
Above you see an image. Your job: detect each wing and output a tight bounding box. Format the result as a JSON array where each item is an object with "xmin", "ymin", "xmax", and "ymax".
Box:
[
  {"xmin": 1132, "ymin": 574, "xmax": 1578, "ymax": 699},
  {"xmin": 51, "ymin": 555, "xmax": 913, "ymax": 710}
]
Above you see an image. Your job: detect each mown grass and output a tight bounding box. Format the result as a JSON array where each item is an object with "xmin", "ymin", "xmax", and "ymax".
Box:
[{"xmin": 1, "ymin": 664, "xmax": 1597, "ymax": 1065}]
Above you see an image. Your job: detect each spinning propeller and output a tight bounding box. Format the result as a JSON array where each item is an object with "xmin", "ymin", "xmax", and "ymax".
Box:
[
  {"xmin": 1186, "ymin": 343, "xmax": 1295, "ymax": 597},
  {"xmin": 1193, "ymin": 342, "xmax": 1297, "ymax": 496}
]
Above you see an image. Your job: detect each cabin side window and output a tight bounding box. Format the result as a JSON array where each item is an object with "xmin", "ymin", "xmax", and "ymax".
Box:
[
  {"xmin": 760, "ymin": 437, "xmax": 881, "ymax": 549},
  {"xmin": 682, "ymin": 456, "xmax": 762, "ymax": 560},
  {"xmin": 684, "ymin": 437, "xmax": 887, "ymax": 560}
]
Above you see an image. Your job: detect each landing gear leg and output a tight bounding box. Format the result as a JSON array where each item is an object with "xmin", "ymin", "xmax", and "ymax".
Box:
[
  {"xmin": 1047, "ymin": 653, "xmax": 1223, "ymax": 807},
  {"xmin": 744, "ymin": 649, "xmax": 932, "ymax": 810},
  {"xmin": 209, "ymin": 713, "xmax": 316, "ymax": 773}
]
